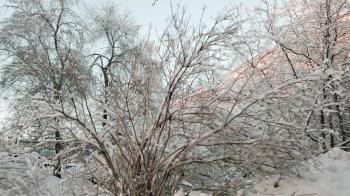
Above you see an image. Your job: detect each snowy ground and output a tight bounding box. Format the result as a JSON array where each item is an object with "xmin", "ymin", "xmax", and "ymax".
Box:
[
  {"xmin": 177, "ymin": 148, "xmax": 350, "ymax": 196},
  {"xmin": 249, "ymin": 148, "xmax": 350, "ymax": 196},
  {"xmin": 1, "ymin": 147, "xmax": 350, "ymax": 196}
]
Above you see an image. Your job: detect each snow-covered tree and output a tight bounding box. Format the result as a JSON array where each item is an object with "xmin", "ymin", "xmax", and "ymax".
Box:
[
  {"xmin": 2, "ymin": 0, "xmax": 346, "ymax": 195},
  {"xmin": 259, "ymin": 0, "xmax": 350, "ymax": 150},
  {"xmin": 0, "ymin": 0, "xmax": 90, "ymax": 177}
]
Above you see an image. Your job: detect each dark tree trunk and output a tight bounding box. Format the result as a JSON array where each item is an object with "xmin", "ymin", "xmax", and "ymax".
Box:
[
  {"xmin": 54, "ymin": 130, "xmax": 62, "ymax": 178},
  {"xmin": 53, "ymin": 85, "xmax": 63, "ymax": 178},
  {"xmin": 102, "ymin": 67, "xmax": 109, "ymax": 127}
]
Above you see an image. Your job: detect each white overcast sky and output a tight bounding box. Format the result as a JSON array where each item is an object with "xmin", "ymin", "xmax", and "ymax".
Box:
[
  {"xmin": 83, "ymin": 0, "xmax": 260, "ymax": 34},
  {"xmin": 0, "ymin": 0, "xmax": 260, "ymax": 32},
  {"xmin": 118, "ymin": 0, "xmax": 259, "ymax": 27}
]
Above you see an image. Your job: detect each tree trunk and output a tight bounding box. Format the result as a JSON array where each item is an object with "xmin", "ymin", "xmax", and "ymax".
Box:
[{"xmin": 54, "ymin": 130, "xmax": 62, "ymax": 178}]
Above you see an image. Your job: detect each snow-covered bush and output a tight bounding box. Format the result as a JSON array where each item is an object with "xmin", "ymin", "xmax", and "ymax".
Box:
[{"xmin": 1, "ymin": 0, "xmax": 350, "ymax": 195}]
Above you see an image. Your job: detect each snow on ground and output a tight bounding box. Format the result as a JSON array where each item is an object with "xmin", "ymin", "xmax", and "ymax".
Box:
[
  {"xmin": 175, "ymin": 148, "xmax": 350, "ymax": 196},
  {"xmin": 2, "ymin": 147, "xmax": 350, "ymax": 196},
  {"xmin": 249, "ymin": 148, "xmax": 350, "ymax": 196},
  {"xmin": 41, "ymin": 175, "xmax": 100, "ymax": 196}
]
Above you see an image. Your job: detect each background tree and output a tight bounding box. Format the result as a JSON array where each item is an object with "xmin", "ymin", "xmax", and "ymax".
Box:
[
  {"xmin": 260, "ymin": 0, "xmax": 350, "ymax": 150},
  {"xmin": 0, "ymin": 0, "xmax": 88, "ymax": 177}
]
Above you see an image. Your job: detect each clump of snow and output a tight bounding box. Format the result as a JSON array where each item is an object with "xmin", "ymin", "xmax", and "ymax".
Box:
[
  {"xmin": 41, "ymin": 175, "xmax": 62, "ymax": 195},
  {"xmin": 174, "ymin": 189, "xmax": 211, "ymax": 196},
  {"xmin": 174, "ymin": 189, "xmax": 186, "ymax": 196},
  {"xmin": 40, "ymin": 175, "xmax": 99, "ymax": 196},
  {"xmin": 249, "ymin": 148, "xmax": 350, "ymax": 196},
  {"xmin": 188, "ymin": 191, "xmax": 212, "ymax": 196}
]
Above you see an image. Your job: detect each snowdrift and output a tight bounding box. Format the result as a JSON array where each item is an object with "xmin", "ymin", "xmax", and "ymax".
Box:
[{"xmin": 249, "ymin": 148, "xmax": 350, "ymax": 196}]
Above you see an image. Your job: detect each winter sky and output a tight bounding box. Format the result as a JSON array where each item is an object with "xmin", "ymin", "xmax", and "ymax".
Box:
[
  {"xmin": 117, "ymin": 0, "xmax": 259, "ymax": 28},
  {"xmin": 0, "ymin": 0, "xmax": 260, "ymax": 124},
  {"xmin": 83, "ymin": 0, "xmax": 260, "ymax": 34},
  {"xmin": 0, "ymin": 0, "xmax": 261, "ymax": 36}
]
